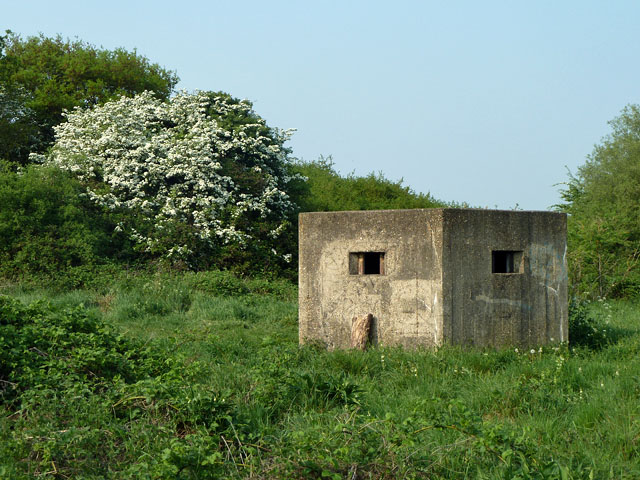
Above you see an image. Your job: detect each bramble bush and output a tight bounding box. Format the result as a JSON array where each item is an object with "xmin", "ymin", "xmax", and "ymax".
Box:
[{"xmin": 0, "ymin": 295, "xmax": 234, "ymax": 478}]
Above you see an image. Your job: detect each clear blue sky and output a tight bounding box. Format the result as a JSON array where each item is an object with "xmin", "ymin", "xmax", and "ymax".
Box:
[{"xmin": 5, "ymin": 1, "xmax": 640, "ymax": 210}]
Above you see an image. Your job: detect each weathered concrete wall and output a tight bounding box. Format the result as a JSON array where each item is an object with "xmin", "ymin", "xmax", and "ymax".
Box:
[
  {"xmin": 299, "ymin": 209, "xmax": 444, "ymax": 349},
  {"xmin": 299, "ymin": 208, "xmax": 567, "ymax": 350},
  {"xmin": 442, "ymin": 209, "xmax": 567, "ymax": 347}
]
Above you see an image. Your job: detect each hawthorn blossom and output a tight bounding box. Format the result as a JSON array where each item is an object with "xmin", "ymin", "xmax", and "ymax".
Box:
[{"xmin": 37, "ymin": 91, "xmax": 300, "ymax": 263}]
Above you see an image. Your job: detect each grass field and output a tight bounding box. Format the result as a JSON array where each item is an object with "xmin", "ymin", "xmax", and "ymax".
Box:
[{"xmin": 1, "ymin": 271, "xmax": 639, "ymax": 478}]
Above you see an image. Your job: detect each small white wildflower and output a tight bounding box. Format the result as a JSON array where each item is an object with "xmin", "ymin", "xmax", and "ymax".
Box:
[{"xmin": 530, "ymin": 349, "xmax": 535, "ymax": 354}]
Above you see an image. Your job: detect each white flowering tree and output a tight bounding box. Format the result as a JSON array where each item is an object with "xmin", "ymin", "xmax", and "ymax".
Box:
[{"xmin": 37, "ymin": 90, "xmax": 301, "ymax": 270}]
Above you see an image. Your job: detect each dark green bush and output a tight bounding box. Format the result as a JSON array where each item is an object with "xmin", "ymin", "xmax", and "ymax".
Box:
[
  {"xmin": 0, "ymin": 31, "xmax": 178, "ymax": 165},
  {"xmin": 558, "ymin": 105, "xmax": 640, "ymax": 299},
  {"xmin": 292, "ymin": 157, "xmax": 447, "ymax": 212},
  {"xmin": 0, "ymin": 295, "xmax": 157, "ymax": 403},
  {"xmin": 568, "ymin": 298, "xmax": 612, "ymax": 349},
  {"xmin": 0, "ymin": 164, "xmax": 134, "ymax": 287},
  {"xmin": 0, "ymin": 295, "xmax": 233, "ymax": 478},
  {"xmin": 186, "ymin": 270, "xmax": 296, "ymax": 299}
]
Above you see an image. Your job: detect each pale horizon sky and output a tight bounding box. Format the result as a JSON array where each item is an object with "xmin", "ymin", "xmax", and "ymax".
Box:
[{"xmin": 5, "ymin": 1, "xmax": 640, "ymax": 210}]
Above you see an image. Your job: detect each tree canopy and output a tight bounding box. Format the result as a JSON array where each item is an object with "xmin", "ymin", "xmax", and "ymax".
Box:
[
  {"xmin": 0, "ymin": 31, "xmax": 178, "ymax": 164},
  {"xmin": 559, "ymin": 104, "xmax": 640, "ymax": 298}
]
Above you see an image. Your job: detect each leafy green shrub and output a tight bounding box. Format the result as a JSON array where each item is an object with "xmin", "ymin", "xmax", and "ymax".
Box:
[
  {"xmin": 292, "ymin": 157, "xmax": 447, "ymax": 212},
  {"xmin": 568, "ymin": 298, "xmax": 612, "ymax": 349},
  {"xmin": 0, "ymin": 295, "xmax": 236, "ymax": 478},
  {"xmin": 1, "ymin": 30, "xmax": 178, "ymax": 165},
  {"xmin": 559, "ymin": 105, "xmax": 640, "ymax": 299},
  {"xmin": 0, "ymin": 295, "xmax": 161, "ymax": 403},
  {"xmin": 0, "ymin": 163, "xmax": 133, "ymax": 287}
]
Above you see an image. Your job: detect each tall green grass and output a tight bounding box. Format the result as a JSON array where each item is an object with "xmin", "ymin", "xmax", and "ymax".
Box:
[{"xmin": 1, "ymin": 271, "xmax": 639, "ymax": 478}]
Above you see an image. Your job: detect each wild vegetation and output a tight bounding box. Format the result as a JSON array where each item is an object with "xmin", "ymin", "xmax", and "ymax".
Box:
[
  {"xmin": 558, "ymin": 105, "xmax": 640, "ymax": 299},
  {"xmin": 1, "ymin": 30, "xmax": 640, "ymax": 478},
  {"xmin": 0, "ymin": 30, "xmax": 177, "ymax": 165},
  {"xmin": 292, "ymin": 157, "xmax": 447, "ymax": 212},
  {"xmin": 1, "ymin": 272, "xmax": 639, "ymax": 478}
]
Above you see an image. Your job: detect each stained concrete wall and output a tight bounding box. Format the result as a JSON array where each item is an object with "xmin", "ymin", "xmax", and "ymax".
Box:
[
  {"xmin": 442, "ymin": 209, "xmax": 567, "ymax": 347},
  {"xmin": 299, "ymin": 209, "xmax": 444, "ymax": 349},
  {"xmin": 299, "ymin": 208, "xmax": 567, "ymax": 349}
]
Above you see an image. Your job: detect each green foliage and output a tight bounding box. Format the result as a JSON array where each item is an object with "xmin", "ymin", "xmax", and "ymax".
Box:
[
  {"xmin": 185, "ymin": 270, "xmax": 297, "ymax": 300},
  {"xmin": 559, "ymin": 105, "xmax": 640, "ymax": 299},
  {"xmin": 40, "ymin": 90, "xmax": 299, "ymax": 276},
  {"xmin": 0, "ymin": 30, "xmax": 178, "ymax": 164},
  {"xmin": 568, "ymin": 298, "xmax": 612, "ymax": 349},
  {"xmin": 0, "ymin": 163, "xmax": 133, "ymax": 287},
  {"xmin": 0, "ymin": 295, "xmax": 235, "ymax": 478},
  {"xmin": 0, "ymin": 31, "xmax": 38, "ymax": 164},
  {"xmin": 4, "ymin": 274, "xmax": 640, "ymax": 478},
  {"xmin": 293, "ymin": 157, "xmax": 447, "ymax": 212}
]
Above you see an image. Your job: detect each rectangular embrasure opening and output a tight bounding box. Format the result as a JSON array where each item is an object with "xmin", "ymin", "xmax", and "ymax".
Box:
[
  {"xmin": 492, "ymin": 250, "xmax": 523, "ymax": 274},
  {"xmin": 349, "ymin": 252, "xmax": 385, "ymax": 275}
]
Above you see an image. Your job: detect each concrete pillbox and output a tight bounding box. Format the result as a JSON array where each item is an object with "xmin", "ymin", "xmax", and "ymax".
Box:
[{"xmin": 298, "ymin": 208, "xmax": 567, "ymax": 349}]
